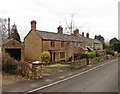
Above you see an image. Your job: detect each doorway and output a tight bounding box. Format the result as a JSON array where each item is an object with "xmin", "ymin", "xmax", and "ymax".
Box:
[{"xmin": 5, "ymin": 48, "xmax": 21, "ymax": 60}]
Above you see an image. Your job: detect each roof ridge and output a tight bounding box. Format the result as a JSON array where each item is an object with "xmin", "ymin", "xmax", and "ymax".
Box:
[{"xmin": 36, "ymin": 30, "xmax": 72, "ymax": 36}]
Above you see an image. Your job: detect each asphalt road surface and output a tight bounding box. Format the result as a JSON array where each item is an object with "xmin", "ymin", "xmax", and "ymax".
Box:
[{"xmin": 35, "ymin": 59, "xmax": 118, "ymax": 92}]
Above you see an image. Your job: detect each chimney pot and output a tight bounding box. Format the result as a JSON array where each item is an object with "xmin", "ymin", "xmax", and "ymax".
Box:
[
  {"xmin": 73, "ymin": 29, "xmax": 79, "ymax": 35},
  {"xmin": 82, "ymin": 32, "xmax": 84, "ymax": 37},
  {"xmin": 57, "ymin": 25, "xmax": 63, "ymax": 34},
  {"xmin": 86, "ymin": 33, "xmax": 89, "ymax": 38},
  {"xmin": 31, "ymin": 20, "xmax": 37, "ymax": 30}
]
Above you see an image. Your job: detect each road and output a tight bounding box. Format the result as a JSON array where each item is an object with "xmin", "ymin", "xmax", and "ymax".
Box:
[{"xmin": 35, "ymin": 59, "xmax": 118, "ymax": 92}]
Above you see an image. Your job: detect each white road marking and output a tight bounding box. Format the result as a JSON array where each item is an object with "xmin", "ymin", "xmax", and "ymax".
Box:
[{"xmin": 25, "ymin": 59, "xmax": 117, "ymax": 94}]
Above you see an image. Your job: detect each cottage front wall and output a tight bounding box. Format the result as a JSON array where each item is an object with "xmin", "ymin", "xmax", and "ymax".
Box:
[
  {"xmin": 24, "ymin": 30, "xmax": 42, "ymax": 61},
  {"xmin": 100, "ymin": 43, "xmax": 103, "ymax": 49},
  {"xmin": 42, "ymin": 40, "xmax": 50, "ymax": 51},
  {"xmin": 42, "ymin": 40, "xmax": 70, "ymax": 62},
  {"xmin": 80, "ymin": 43, "xmax": 85, "ymax": 48},
  {"xmin": 94, "ymin": 43, "xmax": 103, "ymax": 50},
  {"xmin": 94, "ymin": 43, "xmax": 99, "ymax": 50},
  {"xmin": 66, "ymin": 42, "xmax": 73, "ymax": 60}
]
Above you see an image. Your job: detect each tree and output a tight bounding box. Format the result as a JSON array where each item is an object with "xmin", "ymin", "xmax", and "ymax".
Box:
[
  {"xmin": 109, "ymin": 37, "xmax": 120, "ymax": 53},
  {"xmin": 109, "ymin": 37, "xmax": 119, "ymax": 45},
  {"xmin": 94, "ymin": 35, "xmax": 105, "ymax": 43},
  {"xmin": 41, "ymin": 52, "xmax": 51, "ymax": 64},
  {"xmin": 10, "ymin": 24, "xmax": 21, "ymax": 42},
  {"xmin": 0, "ymin": 18, "xmax": 8, "ymax": 41},
  {"xmin": 112, "ymin": 42, "xmax": 120, "ymax": 53},
  {"xmin": 64, "ymin": 14, "xmax": 77, "ymax": 62},
  {"xmin": 94, "ymin": 35, "xmax": 107, "ymax": 49}
]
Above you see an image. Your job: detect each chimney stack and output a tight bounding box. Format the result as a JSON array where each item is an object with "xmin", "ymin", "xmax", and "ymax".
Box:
[
  {"xmin": 57, "ymin": 25, "xmax": 63, "ymax": 34},
  {"xmin": 82, "ymin": 32, "xmax": 84, "ymax": 37},
  {"xmin": 31, "ymin": 20, "xmax": 37, "ymax": 30},
  {"xmin": 86, "ymin": 33, "xmax": 89, "ymax": 38},
  {"xmin": 73, "ymin": 29, "xmax": 79, "ymax": 36}
]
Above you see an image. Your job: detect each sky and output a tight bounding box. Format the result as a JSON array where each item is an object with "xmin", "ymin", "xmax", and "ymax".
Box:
[{"xmin": 0, "ymin": 0, "xmax": 119, "ymax": 42}]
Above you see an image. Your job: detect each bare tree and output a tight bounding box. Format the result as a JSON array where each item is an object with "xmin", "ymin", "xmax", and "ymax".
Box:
[
  {"xmin": 0, "ymin": 18, "xmax": 8, "ymax": 41},
  {"xmin": 63, "ymin": 15, "xmax": 91, "ymax": 61},
  {"xmin": 64, "ymin": 14, "xmax": 77, "ymax": 34},
  {"xmin": 64, "ymin": 14, "xmax": 78, "ymax": 62}
]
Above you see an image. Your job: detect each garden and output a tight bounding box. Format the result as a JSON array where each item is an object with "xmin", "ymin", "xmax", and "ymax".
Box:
[{"xmin": 2, "ymin": 50, "xmax": 119, "ymax": 85}]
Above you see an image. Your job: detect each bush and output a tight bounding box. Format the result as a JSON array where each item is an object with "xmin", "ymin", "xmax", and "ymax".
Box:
[
  {"xmin": 80, "ymin": 54, "xmax": 88, "ymax": 59},
  {"xmin": 106, "ymin": 49, "xmax": 114, "ymax": 56},
  {"xmin": 111, "ymin": 42, "xmax": 120, "ymax": 53},
  {"xmin": 87, "ymin": 52, "xmax": 96, "ymax": 58},
  {"xmin": 80, "ymin": 52, "xmax": 96, "ymax": 59},
  {"xmin": 2, "ymin": 53, "xmax": 18, "ymax": 74},
  {"xmin": 16, "ymin": 60, "xmax": 30, "ymax": 76},
  {"xmin": 41, "ymin": 51, "xmax": 51, "ymax": 64},
  {"xmin": 80, "ymin": 52, "xmax": 96, "ymax": 65},
  {"xmin": 2, "ymin": 53, "xmax": 30, "ymax": 76}
]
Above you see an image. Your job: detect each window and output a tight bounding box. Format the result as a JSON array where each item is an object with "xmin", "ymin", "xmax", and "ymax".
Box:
[
  {"xmin": 78, "ymin": 44, "xmax": 80, "ymax": 47},
  {"xmin": 51, "ymin": 41, "xmax": 55, "ymax": 47},
  {"xmin": 61, "ymin": 41, "xmax": 64, "ymax": 47},
  {"xmin": 75, "ymin": 43, "xmax": 78, "ymax": 47},
  {"xmin": 60, "ymin": 52, "xmax": 65, "ymax": 59}
]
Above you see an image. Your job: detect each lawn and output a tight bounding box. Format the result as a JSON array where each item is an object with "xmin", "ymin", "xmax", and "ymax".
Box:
[{"xmin": 41, "ymin": 64, "xmax": 70, "ymax": 76}]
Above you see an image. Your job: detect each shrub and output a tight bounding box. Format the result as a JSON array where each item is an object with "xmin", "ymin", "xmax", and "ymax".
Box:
[
  {"xmin": 106, "ymin": 49, "xmax": 114, "ymax": 56},
  {"xmin": 2, "ymin": 53, "xmax": 30, "ymax": 76},
  {"xmin": 16, "ymin": 60, "xmax": 30, "ymax": 76},
  {"xmin": 2, "ymin": 53, "xmax": 18, "ymax": 74},
  {"xmin": 80, "ymin": 54, "xmax": 88, "ymax": 59},
  {"xmin": 80, "ymin": 52, "xmax": 96, "ymax": 65},
  {"xmin": 41, "ymin": 51, "xmax": 51, "ymax": 64},
  {"xmin": 68, "ymin": 56, "xmax": 72, "ymax": 61},
  {"xmin": 80, "ymin": 52, "xmax": 96, "ymax": 59},
  {"xmin": 87, "ymin": 52, "xmax": 96, "ymax": 59},
  {"xmin": 68, "ymin": 55, "xmax": 80, "ymax": 62}
]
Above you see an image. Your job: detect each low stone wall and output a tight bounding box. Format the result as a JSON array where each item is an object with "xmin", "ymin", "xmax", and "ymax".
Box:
[
  {"xmin": 27, "ymin": 63, "xmax": 43, "ymax": 79},
  {"xmin": 69, "ymin": 54, "xmax": 115, "ymax": 69},
  {"xmin": 89, "ymin": 58, "xmax": 98, "ymax": 64},
  {"xmin": 70, "ymin": 59, "xmax": 87, "ymax": 69},
  {"xmin": 28, "ymin": 54, "xmax": 116, "ymax": 79}
]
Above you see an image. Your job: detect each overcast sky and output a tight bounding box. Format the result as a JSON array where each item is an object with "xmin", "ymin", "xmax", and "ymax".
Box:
[{"xmin": 0, "ymin": 0, "xmax": 119, "ymax": 42}]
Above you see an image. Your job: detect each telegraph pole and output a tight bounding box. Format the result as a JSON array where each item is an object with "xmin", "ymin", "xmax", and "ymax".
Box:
[
  {"xmin": 8, "ymin": 18, "xmax": 10, "ymax": 39},
  {"xmin": 70, "ymin": 14, "xmax": 74, "ymax": 62}
]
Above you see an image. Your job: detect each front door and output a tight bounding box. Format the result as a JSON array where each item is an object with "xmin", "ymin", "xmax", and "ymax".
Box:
[
  {"xmin": 50, "ymin": 52, "xmax": 52, "ymax": 62},
  {"xmin": 53, "ymin": 52, "xmax": 55, "ymax": 62}
]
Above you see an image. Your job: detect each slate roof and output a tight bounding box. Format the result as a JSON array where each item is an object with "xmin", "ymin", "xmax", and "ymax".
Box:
[
  {"xmin": 37, "ymin": 30, "xmax": 84, "ymax": 43},
  {"xmin": 36, "ymin": 30, "xmax": 102, "ymax": 44},
  {"xmin": 1, "ymin": 38, "xmax": 23, "ymax": 46},
  {"xmin": 89, "ymin": 38, "xmax": 102, "ymax": 43},
  {"xmin": 77, "ymin": 34, "xmax": 91, "ymax": 43},
  {"xmin": 2, "ymin": 38, "xmax": 12, "ymax": 45},
  {"xmin": 77, "ymin": 34, "xmax": 102, "ymax": 44},
  {"xmin": 0, "ymin": 38, "xmax": 13, "ymax": 47}
]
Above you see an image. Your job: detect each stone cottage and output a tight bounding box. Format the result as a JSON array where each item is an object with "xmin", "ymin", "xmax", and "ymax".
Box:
[{"xmin": 24, "ymin": 20, "xmax": 103, "ymax": 62}]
